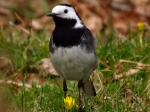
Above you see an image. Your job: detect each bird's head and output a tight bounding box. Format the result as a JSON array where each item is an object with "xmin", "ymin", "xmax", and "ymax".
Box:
[{"xmin": 47, "ymin": 4, "xmax": 84, "ymax": 28}]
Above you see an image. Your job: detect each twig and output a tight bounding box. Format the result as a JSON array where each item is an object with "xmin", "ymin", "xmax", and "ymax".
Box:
[
  {"xmin": 114, "ymin": 68, "xmax": 141, "ymax": 80},
  {"xmin": 119, "ymin": 59, "xmax": 150, "ymax": 67},
  {"xmin": 17, "ymin": 25, "xmax": 30, "ymax": 35},
  {"xmin": 0, "ymin": 80, "xmax": 41, "ymax": 89},
  {"xmin": 114, "ymin": 59, "xmax": 150, "ymax": 80}
]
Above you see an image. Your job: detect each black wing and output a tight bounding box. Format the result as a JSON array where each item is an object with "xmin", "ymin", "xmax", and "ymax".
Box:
[{"xmin": 80, "ymin": 28, "xmax": 96, "ymax": 53}]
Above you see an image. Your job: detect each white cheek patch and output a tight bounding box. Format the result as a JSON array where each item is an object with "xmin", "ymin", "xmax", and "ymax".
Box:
[{"xmin": 74, "ymin": 17, "xmax": 83, "ymax": 28}]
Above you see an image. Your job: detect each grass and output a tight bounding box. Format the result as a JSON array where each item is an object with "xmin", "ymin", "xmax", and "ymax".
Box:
[{"xmin": 0, "ymin": 25, "xmax": 150, "ymax": 112}]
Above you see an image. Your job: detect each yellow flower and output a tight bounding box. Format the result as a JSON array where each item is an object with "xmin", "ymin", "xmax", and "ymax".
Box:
[
  {"xmin": 137, "ymin": 22, "xmax": 145, "ymax": 31},
  {"xmin": 64, "ymin": 96, "xmax": 75, "ymax": 110}
]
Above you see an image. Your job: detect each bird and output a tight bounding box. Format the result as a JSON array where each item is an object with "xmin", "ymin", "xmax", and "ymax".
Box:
[{"xmin": 47, "ymin": 4, "xmax": 98, "ymax": 112}]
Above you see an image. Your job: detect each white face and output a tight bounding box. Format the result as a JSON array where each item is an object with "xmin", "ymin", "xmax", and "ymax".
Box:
[{"xmin": 51, "ymin": 5, "xmax": 83, "ymax": 28}]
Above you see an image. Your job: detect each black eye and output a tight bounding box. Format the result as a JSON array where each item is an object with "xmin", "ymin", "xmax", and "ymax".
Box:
[{"xmin": 64, "ymin": 9, "xmax": 68, "ymax": 13}]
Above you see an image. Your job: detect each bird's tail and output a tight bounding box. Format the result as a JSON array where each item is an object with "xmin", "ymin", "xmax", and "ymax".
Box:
[{"xmin": 82, "ymin": 78, "xmax": 96, "ymax": 96}]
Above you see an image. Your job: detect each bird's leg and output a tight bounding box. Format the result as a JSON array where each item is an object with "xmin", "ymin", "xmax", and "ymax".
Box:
[
  {"xmin": 78, "ymin": 80, "xmax": 85, "ymax": 112},
  {"xmin": 63, "ymin": 80, "xmax": 67, "ymax": 98},
  {"xmin": 63, "ymin": 80, "xmax": 67, "ymax": 112}
]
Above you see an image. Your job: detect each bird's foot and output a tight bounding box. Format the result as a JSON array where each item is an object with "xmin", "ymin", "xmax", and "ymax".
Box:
[{"xmin": 78, "ymin": 106, "xmax": 85, "ymax": 112}]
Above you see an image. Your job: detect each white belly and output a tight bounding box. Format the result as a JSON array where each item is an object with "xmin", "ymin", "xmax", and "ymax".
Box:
[{"xmin": 51, "ymin": 46, "xmax": 97, "ymax": 80}]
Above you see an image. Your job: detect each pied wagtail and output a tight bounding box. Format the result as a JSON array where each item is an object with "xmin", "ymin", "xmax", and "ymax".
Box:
[{"xmin": 47, "ymin": 4, "xmax": 98, "ymax": 111}]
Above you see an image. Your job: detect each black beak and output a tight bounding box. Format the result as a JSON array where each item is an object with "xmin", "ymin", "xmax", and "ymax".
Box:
[{"xmin": 47, "ymin": 13, "xmax": 59, "ymax": 17}]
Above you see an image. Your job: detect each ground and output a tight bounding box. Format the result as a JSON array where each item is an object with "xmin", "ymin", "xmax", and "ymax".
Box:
[{"xmin": 0, "ymin": 25, "xmax": 150, "ymax": 111}]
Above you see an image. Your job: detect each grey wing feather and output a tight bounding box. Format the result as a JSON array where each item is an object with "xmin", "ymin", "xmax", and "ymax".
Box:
[
  {"xmin": 80, "ymin": 29, "xmax": 98, "ymax": 96},
  {"xmin": 80, "ymin": 28, "xmax": 96, "ymax": 53},
  {"xmin": 49, "ymin": 35, "xmax": 56, "ymax": 53},
  {"xmin": 81, "ymin": 28, "xmax": 98, "ymax": 68}
]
